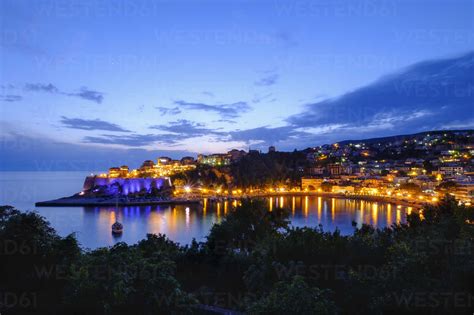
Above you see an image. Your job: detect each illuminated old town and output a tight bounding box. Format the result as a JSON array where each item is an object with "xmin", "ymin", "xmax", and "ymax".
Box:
[{"xmin": 40, "ymin": 130, "xmax": 471, "ymax": 212}]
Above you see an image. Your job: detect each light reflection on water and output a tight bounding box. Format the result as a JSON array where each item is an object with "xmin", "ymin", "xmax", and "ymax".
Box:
[
  {"xmin": 0, "ymin": 172, "xmax": 408, "ymax": 249},
  {"xmin": 34, "ymin": 196, "xmax": 407, "ymax": 249}
]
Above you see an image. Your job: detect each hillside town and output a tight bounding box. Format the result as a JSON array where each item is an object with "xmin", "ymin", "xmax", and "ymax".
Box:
[{"xmin": 95, "ymin": 130, "xmax": 474, "ymax": 205}]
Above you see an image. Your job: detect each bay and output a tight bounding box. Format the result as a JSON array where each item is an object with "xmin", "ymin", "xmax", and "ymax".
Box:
[{"xmin": 0, "ymin": 172, "xmax": 408, "ymax": 249}]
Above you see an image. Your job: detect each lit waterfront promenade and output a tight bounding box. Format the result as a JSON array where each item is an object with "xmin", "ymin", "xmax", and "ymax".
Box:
[
  {"xmin": 189, "ymin": 191, "xmax": 430, "ymax": 209},
  {"xmin": 36, "ymin": 190, "xmax": 429, "ymax": 208}
]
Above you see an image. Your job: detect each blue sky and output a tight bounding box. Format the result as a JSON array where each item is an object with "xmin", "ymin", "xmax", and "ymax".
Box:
[{"xmin": 0, "ymin": 0, "xmax": 473, "ymax": 169}]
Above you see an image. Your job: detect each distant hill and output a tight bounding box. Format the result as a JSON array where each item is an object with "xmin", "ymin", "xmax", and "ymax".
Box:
[{"xmin": 337, "ymin": 129, "xmax": 473, "ymax": 146}]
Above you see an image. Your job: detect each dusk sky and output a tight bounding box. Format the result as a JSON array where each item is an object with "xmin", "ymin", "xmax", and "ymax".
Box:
[{"xmin": 1, "ymin": 0, "xmax": 473, "ymax": 170}]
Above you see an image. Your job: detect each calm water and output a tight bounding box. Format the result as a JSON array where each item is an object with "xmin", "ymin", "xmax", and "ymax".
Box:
[{"xmin": 0, "ymin": 172, "xmax": 409, "ymax": 249}]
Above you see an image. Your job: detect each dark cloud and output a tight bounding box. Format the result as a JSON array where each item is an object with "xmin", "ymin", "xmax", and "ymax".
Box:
[
  {"xmin": 227, "ymin": 126, "xmax": 309, "ymax": 145},
  {"xmin": 60, "ymin": 116, "xmax": 131, "ymax": 132},
  {"xmin": 215, "ymin": 119, "xmax": 237, "ymax": 124},
  {"xmin": 174, "ymin": 100, "xmax": 251, "ymax": 118},
  {"xmin": 87, "ymin": 120, "xmax": 303, "ymax": 148},
  {"xmin": 67, "ymin": 87, "xmax": 104, "ymax": 104},
  {"xmin": 150, "ymin": 119, "xmax": 224, "ymax": 137},
  {"xmin": 82, "ymin": 120, "xmax": 225, "ymax": 147},
  {"xmin": 254, "ymin": 73, "xmax": 279, "ymax": 86},
  {"xmin": 83, "ymin": 133, "xmax": 188, "ymax": 147},
  {"xmin": 24, "ymin": 83, "xmax": 59, "ymax": 93},
  {"xmin": 286, "ymin": 51, "xmax": 474, "ymax": 140},
  {"xmin": 0, "ymin": 95, "xmax": 22, "ymax": 102},
  {"xmin": 0, "ymin": 84, "xmax": 16, "ymax": 90},
  {"xmin": 156, "ymin": 106, "xmax": 182, "ymax": 115},
  {"xmin": 24, "ymin": 83, "xmax": 104, "ymax": 103}
]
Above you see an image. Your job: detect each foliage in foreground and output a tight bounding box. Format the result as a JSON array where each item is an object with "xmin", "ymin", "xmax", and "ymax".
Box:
[
  {"xmin": 0, "ymin": 196, "xmax": 473, "ymax": 314},
  {"xmin": 247, "ymin": 275, "xmax": 336, "ymax": 315}
]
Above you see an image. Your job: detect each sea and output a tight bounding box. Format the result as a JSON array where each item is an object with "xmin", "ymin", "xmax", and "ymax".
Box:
[{"xmin": 0, "ymin": 171, "xmax": 408, "ymax": 249}]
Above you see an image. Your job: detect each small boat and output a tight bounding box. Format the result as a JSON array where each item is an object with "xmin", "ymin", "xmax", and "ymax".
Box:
[
  {"xmin": 111, "ymin": 195, "xmax": 123, "ymax": 234},
  {"xmin": 112, "ymin": 221, "xmax": 123, "ymax": 234}
]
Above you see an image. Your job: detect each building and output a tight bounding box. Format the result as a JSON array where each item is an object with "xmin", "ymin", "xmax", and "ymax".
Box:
[
  {"xmin": 332, "ymin": 185, "xmax": 355, "ymax": 194},
  {"xmin": 198, "ymin": 153, "xmax": 231, "ymax": 166},
  {"xmin": 227, "ymin": 149, "xmax": 247, "ymax": 162},
  {"xmin": 268, "ymin": 146, "xmax": 276, "ymax": 153},
  {"xmin": 119, "ymin": 165, "xmax": 129, "ymax": 177},
  {"xmin": 328, "ymin": 164, "xmax": 344, "ymax": 176},
  {"xmin": 453, "ymin": 182, "xmax": 474, "ymax": 203},
  {"xmin": 83, "ymin": 175, "xmax": 172, "ymax": 196},
  {"xmin": 155, "ymin": 159, "xmax": 196, "ymax": 176},
  {"xmin": 157, "ymin": 157, "xmax": 172, "ymax": 165},
  {"xmin": 139, "ymin": 160, "xmax": 156, "ymax": 176},
  {"xmin": 361, "ymin": 177, "xmax": 385, "ymax": 188},
  {"xmin": 342, "ymin": 164, "xmax": 353, "ymax": 174},
  {"xmin": 142, "ymin": 160, "xmax": 155, "ymax": 168},
  {"xmin": 108, "ymin": 167, "xmax": 121, "ymax": 178},
  {"xmin": 438, "ymin": 166, "xmax": 464, "ymax": 176},
  {"xmin": 393, "ymin": 176, "xmax": 410, "ymax": 185},
  {"xmin": 412, "ymin": 175, "xmax": 437, "ymax": 191},
  {"xmin": 307, "ymin": 166, "xmax": 325, "ymax": 175},
  {"xmin": 180, "ymin": 156, "xmax": 195, "ymax": 165},
  {"xmin": 301, "ymin": 177, "xmax": 324, "ymax": 191},
  {"xmin": 104, "ymin": 157, "xmax": 196, "ymax": 180}
]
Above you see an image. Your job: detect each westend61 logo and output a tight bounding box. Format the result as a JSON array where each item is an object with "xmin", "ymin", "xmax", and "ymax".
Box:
[
  {"xmin": 34, "ymin": 0, "xmax": 160, "ymax": 17},
  {"xmin": 273, "ymin": 263, "xmax": 399, "ymax": 281},
  {"xmin": 0, "ymin": 240, "xmax": 38, "ymax": 255},
  {"xmin": 0, "ymin": 292, "xmax": 37, "ymax": 310},
  {"xmin": 32, "ymin": 263, "xmax": 164, "ymax": 281},
  {"xmin": 273, "ymin": 0, "xmax": 398, "ymax": 17},
  {"xmin": 392, "ymin": 291, "xmax": 474, "ymax": 309}
]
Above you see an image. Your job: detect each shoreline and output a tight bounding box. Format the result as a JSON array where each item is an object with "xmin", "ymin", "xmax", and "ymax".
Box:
[
  {"xmin": 35, "ymin": 196, "xmax": 201, "ymax": 207},
  {"xmin": 244, "ymin": 192, "xmax": 426, "ymax": 208},
  {"xmin": 35, "ymin": 192, "xmax": 426, "ymax": 208}
]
